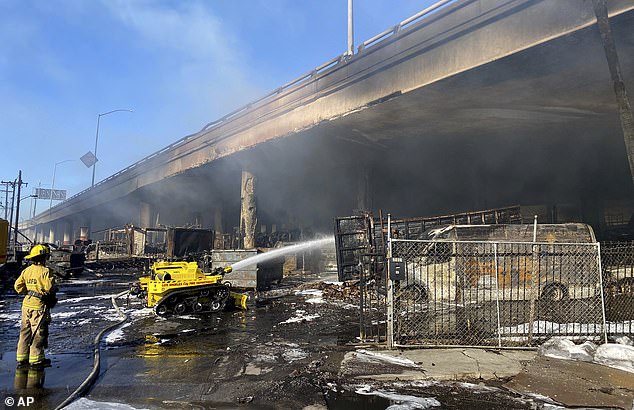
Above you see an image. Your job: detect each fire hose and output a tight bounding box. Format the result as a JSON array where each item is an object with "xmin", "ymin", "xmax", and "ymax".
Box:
[{"xmin": 54, "ymin": 290, "xmax": 130, "ymax": 410}]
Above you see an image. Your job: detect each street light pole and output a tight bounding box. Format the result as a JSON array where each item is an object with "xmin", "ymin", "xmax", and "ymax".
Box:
[
  {"xmin": 50, "ymin": 159, "xmax": 74, "ymax": 210},
  {"xmin": 91, "ymin": 108, "xmax": 134, "ymax": 187},
  {"xmin": 348, "ymin": 0, "xmax": 354, "ymax": 56}
]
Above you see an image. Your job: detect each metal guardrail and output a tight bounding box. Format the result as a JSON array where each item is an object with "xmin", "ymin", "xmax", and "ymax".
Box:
[
  {"xmin": 358, "ymin": 0, "xmax": 456, "ymax": 51},
  {"xmin": 54, "ymin": 0, "xmax": 461, "ymax": 211}
]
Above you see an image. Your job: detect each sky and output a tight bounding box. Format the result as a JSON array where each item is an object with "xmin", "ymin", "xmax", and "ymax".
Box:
[{"xmin": 0, "ymin": 0, "xmax": 436, "ymax": 218}]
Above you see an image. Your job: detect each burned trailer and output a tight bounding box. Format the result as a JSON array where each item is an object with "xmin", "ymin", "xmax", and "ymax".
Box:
[
  {"xmin": 46, "ymin": 243, "xmax": 86, "ymax": 278},
  {"xmin": 86, "ymin": 225, "xmax": 148, "ymax": 271},
  {"xmin": 389, "ymin": 222, "xmax": 607, "ymax": 346},
  {"xmin": 400, "ymin": 223, "xmax": 600, "ymax": 305}
]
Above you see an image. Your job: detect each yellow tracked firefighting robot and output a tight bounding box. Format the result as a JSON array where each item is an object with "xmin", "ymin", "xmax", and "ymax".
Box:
[{"xmin": 131, "ymin": 261, "xmax": 247, "ymax": 316}]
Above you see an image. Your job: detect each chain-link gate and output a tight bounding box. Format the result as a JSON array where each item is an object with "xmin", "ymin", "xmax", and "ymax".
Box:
[
  {"xmin": 388, "ymin": 239, "xmax": 609, "ymax": 347},
  {"xmin": 334, "ymin": 214, "xmax": 388, "ymax": 342},
  {"xmin": 601, "ymin": 241, "xmax": 634, "ymax": 337}
]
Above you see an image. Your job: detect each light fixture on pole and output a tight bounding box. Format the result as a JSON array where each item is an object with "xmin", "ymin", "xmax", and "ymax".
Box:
[
  {"xmin": 91, "ymin": 108, "xmax": 134, "ymax": 187},
  {"xmin": 50, "ymin": 159, "xmax": 74, "ymax": 210}
]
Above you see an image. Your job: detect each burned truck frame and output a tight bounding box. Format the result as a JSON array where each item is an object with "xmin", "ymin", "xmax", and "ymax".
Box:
[
  {"xmin": 88, "ymin": 225, "xmax": 215, "ymax": 271},
  {"xmin": 334, "ymin": 206, "xmax": 523, "ymax": 282}
]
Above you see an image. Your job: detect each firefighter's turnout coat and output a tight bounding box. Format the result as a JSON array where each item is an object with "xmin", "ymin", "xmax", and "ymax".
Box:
[{"xmin": 14, "ymin": 264, "xmax": 55, "ymax": 364}]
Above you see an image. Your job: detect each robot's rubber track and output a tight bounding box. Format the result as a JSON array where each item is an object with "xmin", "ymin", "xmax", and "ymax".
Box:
[{"xmin": 154, "ymin": 284, "xmax": 230, "ymax": 316}]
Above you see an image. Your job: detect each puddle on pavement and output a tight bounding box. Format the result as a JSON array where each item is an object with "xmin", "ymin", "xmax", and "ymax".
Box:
[{"xmin": 325, "ymin": 389, "xmax": 394, "ymax": 409}]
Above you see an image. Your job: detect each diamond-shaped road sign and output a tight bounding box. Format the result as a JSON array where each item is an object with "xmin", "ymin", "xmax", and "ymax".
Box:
[{"xmin": 80, "ymin": 151, "xmax": 98, "ymax": 168}]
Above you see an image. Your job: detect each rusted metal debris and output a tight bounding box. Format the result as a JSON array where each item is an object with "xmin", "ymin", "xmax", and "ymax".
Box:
[{"xmin": 298, "ymin": 281, "xmax": 361, "ymax": 304}]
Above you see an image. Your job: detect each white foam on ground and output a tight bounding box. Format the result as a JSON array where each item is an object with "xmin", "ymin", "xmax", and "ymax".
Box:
[
  {"xmin": 69, "ymin": 318, "xmax": 95, "ymax": 326},
  {"xmin": 279, "ymin": 309, "xmax": 320, "ymax": 324},
  {"xmin": 521, "ymin": 392, "xmax": 562, "ymax": 405},
  {"xmin": 540, "ymin": 404, "xmax": 567, "ymax": 410},
  {"xmin": 175, "ymin": 315, "xmax": 201, "ymax": 320},
  {"xmin": 539, "ymin": 338, "xmax": 596, "ymax": 362},
  {"xmin": 594, "ymin": 343, "xmax": 634, "ymax": 374},
  {"xmin": 539, "ymin": 337, "xmax": 634, "ymax": 374},
  {"xmin": 51, "ymin": 310, "xmax": 85, "ymax": 319},
  {"xmin": 64, "ymin": 279, "xmax": 113, "ymax": 285},
  {"xmin": 355, "ymin": 385, "xmax": 441, "ymax": 409},
  {"xmin": 125, "ymin": 307, "xmax": 153, "ymax": 318},
  {"xmin": 455, "ymin": 382, "xmax": 500, "ymax": 392},
  {"xmin": 324, "ymin": 280, "xmax": 344, "ymax": 285},
  {"xmin": 282, "ymin": 348, "xmax": 308, "ymax": 362},
  {"xmin": 354, "ymin": 349, "xmax": 418, "ymax": 367},
  {"xmin": 105, "ymin": 322, "xmax": 132, "ymax": 345},
  {"xmin": 64, "ymin": 398, "xmax": 148, "ymax": 409},
  {"xmin": 296, "ymin": 289, "xmax": 326, "ymax": 304},
  {"xmin": 295, "ymin": 289, "xmax": 323, "ymax": 297},
  {"xmin": 0, "ymin": 312, "xmax": 21, "ymax": 321},
  {"xmin": 394, "ymin": 381, "xmax": 439, "ymax": 389},
  {"xmin": 254, "ymin": 353, "xmax": 277, "ymax": 363}
]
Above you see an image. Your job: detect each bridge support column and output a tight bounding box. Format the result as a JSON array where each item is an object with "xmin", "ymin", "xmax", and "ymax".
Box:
[
  {"xmin": 79, "ymin": 225, "xmax": 89, "ymax": 241},
  {"xmin": 214, "ymin": 206, "xmax": 224, "ymax": 248},
  {"xmin": 140, "ymin": 201, "xmax": 153, "ymax": 228},
  {"xmin": 48, "ymin": 224, "xmax": 55, "ymax": 244},
  {"xmin": 63, "ymin": 221, "xmax": 72, "ymax": 245},
  {"xmin": 240, "ymin": 170, "xmax": 257, "ymax": 249},
  {"xmin": 594, "ymin": 0, "xmax": 634, "ymax": 186},
  {"xmin": 356, "ymin": 167, "xmax": 371, "ymax": 211}
]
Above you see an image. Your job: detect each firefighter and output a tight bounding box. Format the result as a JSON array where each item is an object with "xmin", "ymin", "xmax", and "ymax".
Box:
[{"xmin": 14, "ymin": 244, "xmax": 58, "ymax": 368}]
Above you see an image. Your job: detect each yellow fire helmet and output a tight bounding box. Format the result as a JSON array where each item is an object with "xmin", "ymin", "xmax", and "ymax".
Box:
[{"xmin": 25, "ymin": 244, "xmax": 51, "ymax": 259}]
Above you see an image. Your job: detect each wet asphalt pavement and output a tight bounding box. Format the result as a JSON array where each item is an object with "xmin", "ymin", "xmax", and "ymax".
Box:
[{"xmin": 0, "ymin": 270, "xmax": 547, "ymax": 409}]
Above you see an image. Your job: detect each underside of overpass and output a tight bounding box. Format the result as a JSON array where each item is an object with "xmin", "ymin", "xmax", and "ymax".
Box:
[{"xmin": 29, "ymin": 1, "xmax": 634, "ymax": 244}]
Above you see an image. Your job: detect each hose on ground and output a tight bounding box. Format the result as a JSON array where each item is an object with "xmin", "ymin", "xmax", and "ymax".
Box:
[{"xmin": 54, "ymin": 290, "xmax": 130, "ymax": 409}]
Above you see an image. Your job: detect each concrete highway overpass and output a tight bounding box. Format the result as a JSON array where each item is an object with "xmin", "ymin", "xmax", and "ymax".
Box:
[{"xmin": 24, "ymin": 0, "xmax": 634, "ymax": 246}]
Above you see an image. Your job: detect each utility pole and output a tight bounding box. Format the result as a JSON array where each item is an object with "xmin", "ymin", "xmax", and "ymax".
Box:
[
  {"xmin": 7, "ymin": 179, "xmax": 16, "ymax": 242},
  {"xmin": 0, "ymin": 181, "xmax": 12, "ymax": 220},
  {"xmin": 13, "ymin": 171, "xmax": 27, "ymax": 254}
]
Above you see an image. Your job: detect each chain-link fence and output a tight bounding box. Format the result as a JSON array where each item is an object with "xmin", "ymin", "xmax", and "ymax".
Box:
[
  {"xmin": 601, "ymin": 241, "xmax": 634, "ymax": 337},
  {"xmin": 389, "ymin": 239, "xmax": 609, "ymax": 347}
]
